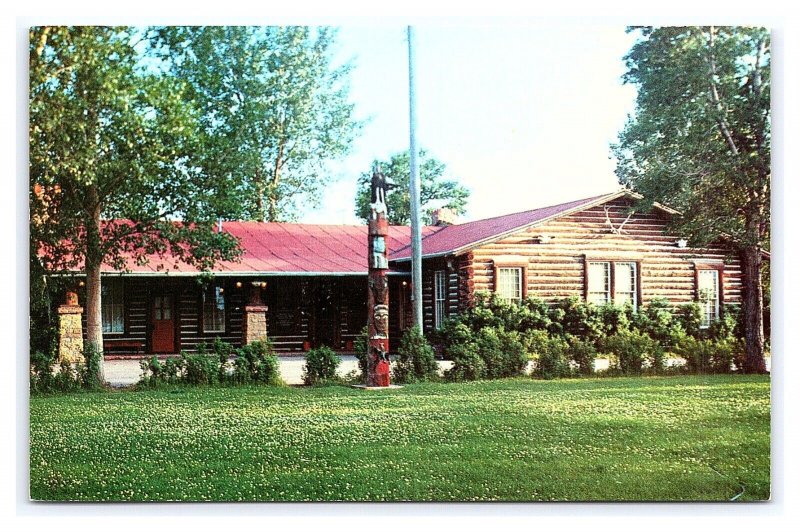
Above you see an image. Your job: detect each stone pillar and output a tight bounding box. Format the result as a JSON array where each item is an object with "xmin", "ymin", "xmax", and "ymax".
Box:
[
  {"xmin": 242, "ymin": 282, "xmax": 268, "ymax": 345},
  {"xmin": 57, "ymin": 290, "xmax": 84, "ymax": 364}
]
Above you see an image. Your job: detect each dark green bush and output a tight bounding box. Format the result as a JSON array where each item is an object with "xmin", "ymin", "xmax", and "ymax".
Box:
[
  {"xmin": 677, "ymin": 303, "xmax": 703, "ymax": 339},
  {"xmin": 630, "ymin": 298, "xmax": 683, "ymax": 348},
  {"xmin": 393, "ymin": 325, "xmax": 438, "ymax": 383},
  {"xmin": 303, "ymin": 346, "xmax": 341, "ymax": 385},
  {"xmin": 444, "ymin": 325, "xmax": 526, "ymax": 381},
  {"xmin": 445, "ymin": 343, "xmax": 486, "ymax": 381},
  {"xmin": 708, "ymin": 305, "xmax": 740, "ymax": 342},
  {"xmin": 565, "ymin": 335, "xmax": 597, "ymax": 376},
  {"xmin": 182, "ymin": 352, "xmax": 219, "ymax": 385},
  {"xmin": 31, "ymin": 345, "xmax": 104, "ymax": 393},
  {"xmin": 548, "ymin": 297, "xmax": 604, "ymax": 342},
  {"xmin": 674, "ymin": 336, "xmax": 742, "ymax": 374},
  {"xmin": 532, "ymin": 336, "xmax": 571, "ymax": 380},
  {"xmin": 596, "ymin": 303, "xmax": 632, "ymax": 337},
  {"xmin": 602, "ymin": 329, "xmax": 665, "ymax": 375},
  {"xmin": 236, "ymin": 339, "xmax": 281, "ymax": 384},
  {"xmin": 212, "ymin": 337, "xmax": 235, "ymax": 381},
  {"xmin": 354, "ymin": 326, "xmax": 369, "ymax": 378}
]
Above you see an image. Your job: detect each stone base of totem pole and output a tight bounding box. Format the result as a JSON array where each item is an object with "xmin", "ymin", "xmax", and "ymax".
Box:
[{"xmin": 351, "ymin": 384, "xmax": 404, "ymax": 391}]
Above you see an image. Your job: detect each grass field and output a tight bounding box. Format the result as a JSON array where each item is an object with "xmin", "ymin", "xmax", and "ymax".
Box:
[{"xmin": 29, "ymin": 375, "xmax": 770, "ymax": 502}]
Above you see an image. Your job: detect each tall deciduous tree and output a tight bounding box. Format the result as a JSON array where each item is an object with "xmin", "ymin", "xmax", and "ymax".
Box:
[
  {"xmin": 30, "ymin": 27, "xmax": 240, "ymax": 378},
  {"xmin": 155, "ymin": 26, "xmax": 361, "ymax": 222},
  {"xmin": 612, "ymin": 26, "xmax": 770, "ymax": 373},
  {"xmin": 354, "ymin": 150, "xmax": 470, "ymax": 225}
]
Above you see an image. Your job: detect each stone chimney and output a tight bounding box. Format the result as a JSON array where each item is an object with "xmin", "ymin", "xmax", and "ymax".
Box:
[{"xmin": 431, "ymin": 208, "xmax": 457, "ymax": 227}]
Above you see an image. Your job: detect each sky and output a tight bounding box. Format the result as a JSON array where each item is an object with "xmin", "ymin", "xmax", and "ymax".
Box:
[{"xmin": 300, "ymin": 23, "xmax": 640, "ymax": 225}]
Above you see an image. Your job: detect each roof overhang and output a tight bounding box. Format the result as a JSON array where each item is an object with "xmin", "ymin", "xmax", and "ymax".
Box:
[
  {"xmin": 391, "ymin": 189, "xmax": 680, "ymax": 263},
  {"xmin": 51, "ymin": 270, "xmax": 412, "ymax": 277}
]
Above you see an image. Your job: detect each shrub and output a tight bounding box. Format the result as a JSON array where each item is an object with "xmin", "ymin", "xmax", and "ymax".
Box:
[
  {"xmin": 212, "ymin": 337, "xmax": 235, "ymax": 381},
  {"xmin": 596, "ymin": 303, "xmax": 632, "ymax": 337},
  {"xmin": 443, "ymin": 323, "xmax": 484, "ymax": 381},
  {"xmin": 182, "ymin": 352, "xmax": 219, "ymax": 385},
  {"xmin": 354, "ymin": 326, "xmax": 369, "ymax": 378},
  {"xmin": 708, "ymin": 306, "xmax": 741, "ymax": 342},
  {"xmin": 532, "ymin": 336, "xmax": 571, "ymax": 380},
  {"xmin": 139, "ymin": 356, "xmax": 163, "ymax": 387},
  {"xmin": 303, "ymin": 346, "xmax": 341, "ymax": 385},
  {"xmin": 393, "ymin": 326, "xmax": 438, "ymax": 383},
  {"xmin": 566, "ymin": 335, "xmax": 597, "ymax": 376},
  {"xmin": 548, "ymin": 297, "xmax": 604, "ymax": 342},
  {"xmin": 79, "ymin": 344, "xmax": 104, "ymax": 390},
  {"xmin": 521, "ymin": 329, "xmax": 551, "ymax": 359},
  {"xmin": 32, "ymin": 345, "xmax": 105, "ymax": 393},
  {"xmin": 631, "ymin": 298, "xmax": 683, "ymax": 348},
  {"xmin": 602, "ymin": 329, "xmax": 665, "ymax": 375},
  {"xmin": 235, "ymin": 339, "xmax": 280, "ymax": 385},
  {"xmin": 445, "ymin": 343, "xmax": 486, "ymax": 382},
  {"xmin": 674, "ymin": 336, "xmax": 742, "ymax": 374},
  {"xmin": 30, "ymin": 350, "xmax": 56, "ymax": 393},
  {"xmin": 677, "ymin": 303, "xmax": 703, "ymax": 339},
  {"xmin": 445, "ymin": 326, "xmax": 527, "ymax": 381},
  {"xmin": 492, "ymin": 328, "xmax": 528, "ymax": 378}
]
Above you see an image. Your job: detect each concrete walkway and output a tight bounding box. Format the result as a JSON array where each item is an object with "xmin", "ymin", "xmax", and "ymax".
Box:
[
  {"xmin": 104, "ymin": 356, "xmax": 454, "ymax": 387},
  {"xmin": 102, "ymin": 355, "xmax": 770, "ymax": 388}
]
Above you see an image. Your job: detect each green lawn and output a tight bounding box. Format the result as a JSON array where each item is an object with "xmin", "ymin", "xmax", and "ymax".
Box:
[{"xmin": 29, "ymin": 375, "xmax": 770, "ymax": 502}]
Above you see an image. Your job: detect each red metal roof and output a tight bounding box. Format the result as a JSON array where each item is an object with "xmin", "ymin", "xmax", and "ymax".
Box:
[
  {"xmin": 99, "ymin": 222, "xmax": 441, "ymax": 275},
  {"xmin": 389, "ymin": 192, "xmax": 616, "ymax": 261},
  {"xmin": 64, "ymin": 190, "xmax": 660, "ymax": 276}
]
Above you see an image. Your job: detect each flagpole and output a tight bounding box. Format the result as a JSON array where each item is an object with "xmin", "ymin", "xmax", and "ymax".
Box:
[{"xmin": 407, "ymin": 26, "xmax": 423, "ymax": 331}]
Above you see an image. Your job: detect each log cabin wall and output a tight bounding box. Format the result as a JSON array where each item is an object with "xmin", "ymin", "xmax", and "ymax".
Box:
[
  {"xmin": 94, "ymin": 275, "xmax": 387, "ymax": 356},
  {"xmin": 420, "ymin": 257, "xmax": 461, "ymax": 335},
  {"xmin": 458, "ymin": 197, "xmax": 743, "ymax": 309}
]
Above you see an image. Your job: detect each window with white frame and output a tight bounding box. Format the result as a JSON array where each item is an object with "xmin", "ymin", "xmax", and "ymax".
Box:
[
  {"xmin": 101, "ymin": 279, "xmax": 124, "ymax": 333},
  {"xmin": 587, "ymin": 262, "xmax": 611, "ymax": 305},
  {"xmin": 698, "ymin": 269, "xmax": 720, "ymax": 328},
  {"xmin": 614, "ymin": 262, "xmax": 638, "ymax": 310},
  {"xmin": 496, "ymin": 267, "xmax": 523, "ymax": 304},
  {"xmin": 434, "ymin": 270, "xmax": 446, "ymax": 329},
  {"xmin": 203, "ymin": 285, "xmax": 226, "ymax": 333}
]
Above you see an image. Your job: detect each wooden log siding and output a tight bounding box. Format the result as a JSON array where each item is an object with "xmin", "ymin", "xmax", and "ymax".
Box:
[
  {"xmin": 421, "ymin": 257, "xmax": 461, "ymax": 334},
  {"xmin": 455, "ymin": 197, "xmax": 743, "ymax": 310}
]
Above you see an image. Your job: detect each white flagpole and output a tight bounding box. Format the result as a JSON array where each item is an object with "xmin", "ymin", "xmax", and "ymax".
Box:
[{"xmin": 407, "ymin": 26, "xmax": 423, "ymax": 331}]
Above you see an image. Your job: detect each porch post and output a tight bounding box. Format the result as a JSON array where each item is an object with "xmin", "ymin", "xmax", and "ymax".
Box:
[
  {"xmin": 243, "ymin": 282, "xmax": 268, "ymax": 345},
  {"xmin": 57, "ymin": 290, "xmax": 84, "ymax": 364}
]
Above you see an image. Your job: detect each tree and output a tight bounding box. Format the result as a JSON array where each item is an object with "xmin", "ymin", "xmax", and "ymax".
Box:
[
  {"xmin": 612, "ymin": 26, "xmax": 769, "ymax": 373},
  {"xmin": 30, "ymin": 27, "xmax": 241, "ymax": 379},
  {"xmin": 354, "ymin": 150, "xmax": 470, "ymax": 225},
  {"xmin": 155, "ymin": 26, "xmax": 361, "ymax": 222}
]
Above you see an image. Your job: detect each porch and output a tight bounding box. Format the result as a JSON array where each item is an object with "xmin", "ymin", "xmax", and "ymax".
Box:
[{"xmin": 90, "ymin": 274, "xmax": 413, "ymax": 356}]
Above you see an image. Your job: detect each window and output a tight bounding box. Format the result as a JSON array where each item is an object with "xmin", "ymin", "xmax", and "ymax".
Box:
[
  {"xmin": 497, "ymin": 267, "xmax": 523, "ymax": 303},
  {"xmin": 587, "ymin": 262, "xmax": 611, "ymax": 305},
  {"xmin": 101, "ymin": 279, "xmax": 124, "ymax": 333},
  {"xmin": 698, "ymin": 269, "xmax": 720, "ymax": 328},
  {"xmin": 614, "ymin": 262, "xmax": 638, "ymax": 310},
  {"xmin": 434, "ymin": 270, "xmax": 446, "ymax": 329},
  {"xmin": 203, "ymin": 285, "xmax": 226, "ymax": 333},
  {"xmin": 587, "ymin": 260, "xmax": 639, "ymax": 309}
]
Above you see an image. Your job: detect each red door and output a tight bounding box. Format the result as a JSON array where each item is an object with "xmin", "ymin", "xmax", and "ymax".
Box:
[{"xmin": 152, "ymin": 294, "xmax": 175, "ymax": 353}]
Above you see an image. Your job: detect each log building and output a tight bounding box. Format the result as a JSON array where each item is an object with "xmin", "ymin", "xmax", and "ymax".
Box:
[{"xmin": 52, "ymin": 190, "xmax": 751, "ymax": 358}]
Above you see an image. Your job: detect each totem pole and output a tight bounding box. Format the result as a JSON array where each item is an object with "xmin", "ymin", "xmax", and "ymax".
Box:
[{"xmin": 367, "ymin": 168, "xmax": 392, "ymax": 387}]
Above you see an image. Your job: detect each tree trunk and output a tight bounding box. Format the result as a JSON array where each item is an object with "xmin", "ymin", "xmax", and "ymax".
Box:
[
  {"xmin": 741, "ymin": 245, "xmax": 767, "ymax": 374},
  {"xmin": 254, "ymin": 167, "xmax": 265, "ymax": 222},
  {"xmin": 84, "ymin": 187, "xmax": 105, "ymax": 381}
]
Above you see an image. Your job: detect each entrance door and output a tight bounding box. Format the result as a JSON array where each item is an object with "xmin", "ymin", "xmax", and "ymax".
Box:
[{"xmin": 151, "ymin": 294, "xmax": 175, "ymax": 353}]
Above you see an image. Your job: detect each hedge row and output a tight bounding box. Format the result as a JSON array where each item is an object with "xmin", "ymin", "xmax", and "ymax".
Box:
[{"xmin": 431, "ymin": 293, "xmax": 746, "ymax": 381}]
